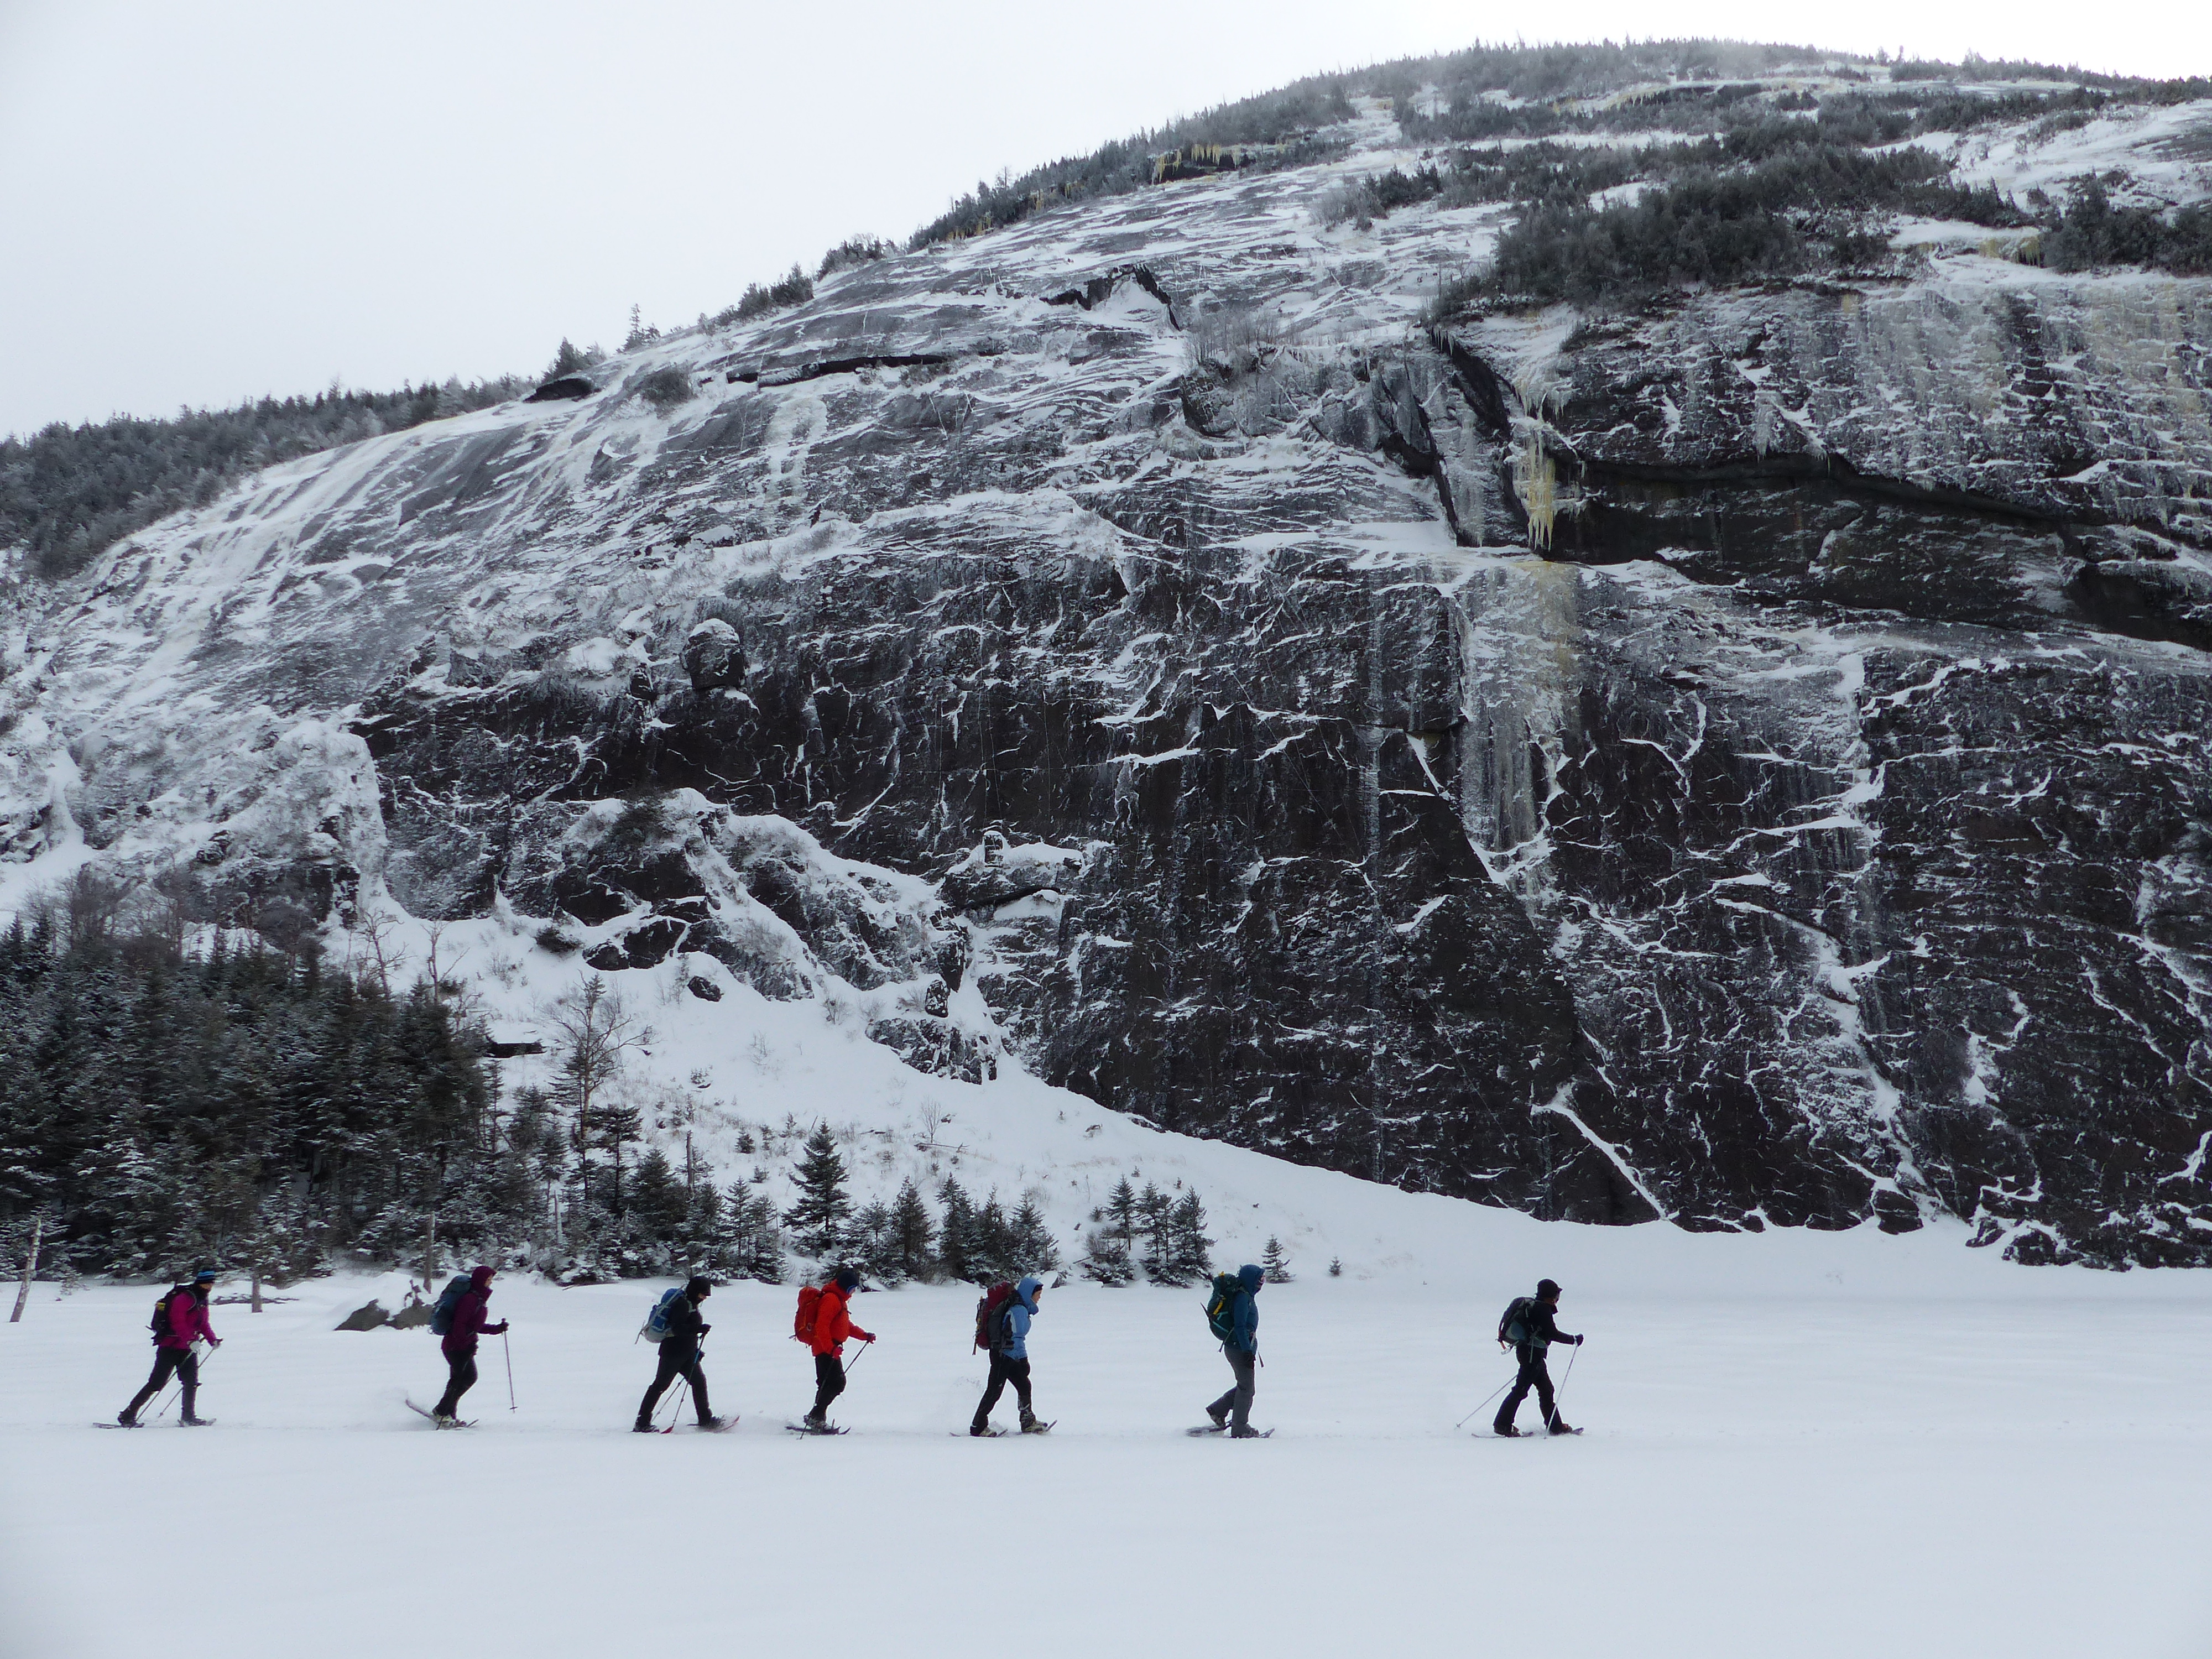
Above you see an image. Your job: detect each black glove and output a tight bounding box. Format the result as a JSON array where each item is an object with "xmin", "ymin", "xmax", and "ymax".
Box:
[
  {"xmin": 700, "ymin": 1323, "xmax": 711, "ymax": 1335},
  {"xmin": 1575, "ymin": 1333, "xmax": 1585, "ymax": 1346}
]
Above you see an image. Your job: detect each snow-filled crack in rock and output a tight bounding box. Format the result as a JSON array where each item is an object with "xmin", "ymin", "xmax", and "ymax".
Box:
[{"xmin": 6, "ymin": 94, "xmax": 2212, "ymax": 1265}]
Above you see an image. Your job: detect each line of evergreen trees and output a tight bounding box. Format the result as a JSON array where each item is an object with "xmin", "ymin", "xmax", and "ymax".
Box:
[
  {"xmin": 780, "ymin": 1123, "xmax": 1067, "ymax": 1286},
  {"xmin": 2, "ymin": 375, "xmax": 530, "ymax": 579}
]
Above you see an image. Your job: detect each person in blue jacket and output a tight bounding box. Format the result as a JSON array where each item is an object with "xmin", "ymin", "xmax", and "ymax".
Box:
[
  {"xmin": 1206, "ymin": 1264, "xmax": 1265, "ymax": 1437},
  {"xmin": 971, "ymin": 1276, "xmax": 1045, "ymax": 1435}
]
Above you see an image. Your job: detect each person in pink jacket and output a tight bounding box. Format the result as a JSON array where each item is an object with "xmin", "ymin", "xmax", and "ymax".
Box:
[
  {"xmin": 118, "ymin": 1269, "xmax": 221, "ymax": 1427},
  {"xmin": 432, "ymin": 1266, "xmax": 508, "ymax": 1423}
]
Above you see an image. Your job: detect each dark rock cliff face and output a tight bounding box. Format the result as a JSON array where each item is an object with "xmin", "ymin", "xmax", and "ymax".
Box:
[{"xmin": 11, "ymin": 113, "xmax": 2211, "ymax": 1264}]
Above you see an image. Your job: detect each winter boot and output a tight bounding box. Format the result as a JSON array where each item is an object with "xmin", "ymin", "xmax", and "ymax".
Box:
[
  {"xmin": 1229, "ymin": 1426, "xmax": 1263, "ymax": 1439},
  {"xmin": 1494, "ymin": 1425, "xmax": 1521, "ymax": 1437},
  {"xmin": 633, "ymin": 1418, "xmax": 655, "ymax": 1432},
  {"xmin": 969, "ymin": 1421, "xmax": 990, "ymax": 1436},
  {"xmin": 698, "ymin": 1415, "xmax": 725, "ymax": 1431},
  {"xmin": 1020, "ymin": 1411, "xmax": 1045, "ymax": 1433},
  {"xmin": 116, "ymin": 1410, "xmax": 137, "ymax": 1428},
  {"xmin": 1546, "ymin": 1420, "xmax": 1577, "ymax": 1436},
  {"xmin": 1206, "ymin": 1405, "xmax": 1228, "ymax": 1429},
  {"xmin": 180, "ymin": 1415, "xmax": 212, "ymax": 1427},
  {"xmin": 802, "ymin": 1408, "xmax": 826, "ymax": 1431}
]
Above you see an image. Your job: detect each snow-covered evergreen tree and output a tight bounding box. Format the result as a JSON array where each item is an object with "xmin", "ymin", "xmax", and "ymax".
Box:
[
  {"xmin": 784, "ymin": 1124, "xmax": 853, "ymax": 1260},
  {"xmin": 1262, "ymin": 1235, "xmax": 1294, "ymax": 1283}
]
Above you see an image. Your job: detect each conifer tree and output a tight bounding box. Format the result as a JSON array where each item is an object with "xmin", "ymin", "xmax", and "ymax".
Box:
[
  {"xmin": 936, "ymin": 1176, "xmax": 978, "ymax": 1282},
  {"xmin": 1262, "ymin": 1234, "xmax": 1294, "ymax": 1283},
  {"xmin": 888, "ymin": 1178, "xmax": 936, "ymax": 1280},
  {"xmin": 1009, "ymin": 1195, "xmax": 1061, "ymax": 1277},
  {"xmin": 784, "ymin": 1124, "xmax": 853, "ymax": 1259},
  {"xmin": 1105, "ymin": 1175, "xmax": 1140, "ymax": 1247}
]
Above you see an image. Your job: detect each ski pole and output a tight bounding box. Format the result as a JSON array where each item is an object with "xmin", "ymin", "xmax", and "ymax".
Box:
[
  {"xmin": 1455, "ymin": 1373, "xmax": 1516, "ymax": 1431},
  {"xmin": 503, "ymin": 1330, "xmax": 515, "ymax": 1412},
  {"xmin": 844, "ymin": 1338, "xmax": 871, "ymax": 1375},
  {"xmin": 660, "ymin": 1378, "xmax": 690, "ymax": 1433},
  {"xmin": 1548, "ymin": 1342, "xmax": 1581, "ymax": 1431}
]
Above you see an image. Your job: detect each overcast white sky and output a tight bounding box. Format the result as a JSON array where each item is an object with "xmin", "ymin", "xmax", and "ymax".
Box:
[{"xmin": 1, "ymin": 0, "xmax": 2205, "ymax": 438}]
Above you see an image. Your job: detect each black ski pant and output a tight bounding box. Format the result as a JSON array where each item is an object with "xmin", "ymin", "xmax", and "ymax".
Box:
[
  {"xmin": 124, "ymin": 1347, "xmax": 198, "ymax": 1422},
  {"xmin": 810, "ymin": 1353, "xmax": 846, "ymax": 1418},
  {"xmin": 972, "ymin": 1354, "xmax": 1034, "ymax": 1429},
  {"xmin": 1495, "ymin": 1345, "xmax": 1561, "ymax": 1432},
  {"xmin": 639, "ymin": 1345, "xmax": 711, "ymax": 1425},
  {"xmin": 1208, "ymin": 1348, "xmax": 1256, "ymax": 1432},
  {"xmin": 433, "ymin": 1352, "xmax": 478, "ymax": 1418}
]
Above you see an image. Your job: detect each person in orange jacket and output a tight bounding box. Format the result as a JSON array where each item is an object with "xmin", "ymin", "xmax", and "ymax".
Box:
[{"xmin": 802, "ymin": 1266, "xmax": 875, "ymax": 1429}]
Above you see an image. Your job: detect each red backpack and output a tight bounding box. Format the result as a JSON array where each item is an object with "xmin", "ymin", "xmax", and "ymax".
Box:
[
  {"xmin": 793, "ymin": 1284, "xmax": 823, "ymax": 1344},
  {"xmin": 972, "ymin": 1283, "xmax": 1014, "ymax": 1353}
]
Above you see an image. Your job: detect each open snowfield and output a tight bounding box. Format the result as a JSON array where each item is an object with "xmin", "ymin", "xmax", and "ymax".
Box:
[{"xmin": 5, "ymin": 1210, "xmax": 2210, "ymax": 1659}]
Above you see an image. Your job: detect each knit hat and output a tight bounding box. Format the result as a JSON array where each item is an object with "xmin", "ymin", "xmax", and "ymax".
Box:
[
  {"xmin": 833, "ymin": 1267, "xmax": 860, "ymax": 1292},
  {"xmin": 193, "ymin": 1269, "xmax": 217, "ymax": 1284},
  {"xmin": 1536, "ymin": 1278, "xmax": 1562, "ymax": 1300},
  {"xmin": 685, "ymin": 1276, "xmax": 712, "ymax": 1299}
]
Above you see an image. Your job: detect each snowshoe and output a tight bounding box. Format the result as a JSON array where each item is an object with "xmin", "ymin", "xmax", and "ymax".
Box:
[
  {"xmin": 1492, "ymin": 1426, "xmax": 1522, "ymax": 1438},
  {"xmin": 1020, "ymin": 1419, "xmax": 1054, "ymax": 1434},
  {"xmin": 695, "ymin": 1416, "xmax": 730, "ymax": 1432},
  {"xmin": 179, "ymin": 1416, "xmax": 216, "ymax": 1427},
  {"xmin": 785, "ymin": 1420, "xmax": 848, "ymax": 1436},
  {"xmin": 1229, "ymin": 1427, "xmax": 1271, "ymax": 1439},
  {"xmin": 633, "ymin": 1421, "xmax": 656, "ymax": 1433},
  {"xmin": 970, "ymin": 1425, "xmax": 1005, "ymax": 1437},
  {"xmin": 1186, "ymin": 1423, "xmax": 1229, "ymax": 1436}
]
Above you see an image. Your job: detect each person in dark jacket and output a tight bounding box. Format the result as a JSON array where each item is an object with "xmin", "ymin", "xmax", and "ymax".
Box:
[
  {"xmin": 971, "ymin": 1275, "xmax": 1044, "ymax": 1436},
  {"xmin": 1494, "ymin": 1277, "xmax": 1583, "ymax": 1437},
  {"xmin": 433, "ymin": 1265, "xmax": 509, "ymax": 1423},
  {"xmin": 119, "ymin": 1269, "xmax": 222, "ymax": 1426},
  {"xmin": 802, "ymin": 1266, "xmax": 875, "ymax": 1429},
  {"xmin": 635, "ymin": 1276, "xmax": 722, "ymax": 1431},
  {"xmin": 1206, "ymin": 1264, "xmax": 1265, "ymax": 1437}
]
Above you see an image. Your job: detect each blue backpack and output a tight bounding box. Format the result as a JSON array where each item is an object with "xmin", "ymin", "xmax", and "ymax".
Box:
[
  {"xmin": 427, "ymin": 1274, "xmax": 472, "ymax": 1337},
  {"xmin": 640, "ymin": 1287, "xmax": 685, "ymax": 1343}
]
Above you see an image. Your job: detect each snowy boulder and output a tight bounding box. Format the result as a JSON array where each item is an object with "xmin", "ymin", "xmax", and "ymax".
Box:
[
  {"xmin": 335, "ymin": 1301, "xmax": 390, "ymax": 1332},
  {"xmin": 682, "ymin": 620, "xmax": 747, "ymax": 693}
]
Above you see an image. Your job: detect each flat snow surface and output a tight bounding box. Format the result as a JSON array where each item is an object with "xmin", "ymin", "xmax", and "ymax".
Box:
[{"xmin": 4, "ymin": 1219, "xmax": 2209, "ymax": 1658}]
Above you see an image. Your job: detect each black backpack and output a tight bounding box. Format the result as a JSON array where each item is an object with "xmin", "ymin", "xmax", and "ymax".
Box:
[
  {"xmin": 149, "ymin": 1286, "xmax": 189, "ymax": 1343},
  {"xmin": 1497, "ymin": 1296, "xmax": 1537, "ymax": 1349}
]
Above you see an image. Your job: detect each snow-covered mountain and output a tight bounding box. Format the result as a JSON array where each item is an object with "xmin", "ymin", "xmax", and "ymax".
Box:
[{"xmin": 5, "ymin": 55, "xmax": 2211, "ymax": 1267}]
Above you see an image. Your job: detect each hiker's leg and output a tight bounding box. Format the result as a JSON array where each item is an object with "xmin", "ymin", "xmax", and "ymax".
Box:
[
  {"xmin": 124, "ymin": 1349, "xmax": 179, "ymax": 1421},
  {"xmin": 176, "ymin": 1350, "xmax": 200, "ymax": 1420},
  {"xmin": 686, "ymin": 1360, "xmax": 712, "ymax": 1422},
  {"xmin": 1228, "ymin": 1351, "xmax": 1256, "ymax": 1432},
  {"xmin": 1009, "ymin": 1358, "xmax": 1034, "ymax": 1421},
  {"xmin": 1532, "ymin": 1355, "xmax": 1559, "ymax": 1430},
  {"xmin": 1495, "ymin": 1350, "xmax": 1540, "ymax": 1432},
  {"xmin": 638, "ymin": 1346, "xmax": 684, "ymax": 1423},
  {"xmin": 812, "ymin": 1353, "xmax": 845, "ymax": 1415},
  {"xmin": 974, "ymin": 1352, "xmax": 1009, "ymax": 1428}
]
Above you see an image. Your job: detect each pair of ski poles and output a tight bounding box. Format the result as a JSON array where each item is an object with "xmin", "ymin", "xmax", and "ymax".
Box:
[
  {"xmin": 149, "ymin": 1342, "xmax": 217, "ymax": 1421},
  {"xmin": 1455, "ymin": 1341, "xmax": 1579, "ymax": 1432}
]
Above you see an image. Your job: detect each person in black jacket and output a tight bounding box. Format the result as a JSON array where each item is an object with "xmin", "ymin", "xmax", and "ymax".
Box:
[
  {"xmin": 1494, "ymin": 1277, "xmax": 1583, "ymax": 1437},
  {"xmin": 635, "ymin": 1277, "xmax": 723, "ymax": 1431}
]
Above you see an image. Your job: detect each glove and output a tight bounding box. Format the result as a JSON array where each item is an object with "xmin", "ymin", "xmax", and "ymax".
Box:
[
  {"xmin": 491, "ymin": 1322, "xmax": 510, "ymax": 1335},
  {"xmin": 700, "ymin": 1323, "xmax": 711, "ymax": 1335},
  {"xmin": 1575, "ymin": 1334, "xmax": 1585, "ymax": 1346}
]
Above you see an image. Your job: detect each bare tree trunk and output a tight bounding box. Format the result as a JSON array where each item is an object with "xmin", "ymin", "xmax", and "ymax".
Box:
[
  {"xmin": 422, "ymin": 1211, "xmax": 437, "ymax": 1292},
  {"xmin": 251, "ymin": 1258, "xmax": 264, "ymax": 1313},
  {"xmin": 9, "ymin": 1215, "xmax": 43, "ymax": 1323}
]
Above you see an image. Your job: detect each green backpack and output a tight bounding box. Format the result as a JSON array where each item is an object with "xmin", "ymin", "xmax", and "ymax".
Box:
[{"xmin": 1203, "ymin": 1272, "xmax": 1242, "ymax": 1343}]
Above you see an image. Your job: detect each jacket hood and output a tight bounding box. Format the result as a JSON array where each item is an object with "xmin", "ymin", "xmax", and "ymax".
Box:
[
  {"xmin": 470, "ymin": 1266, "xmax": 494, "ymax": 1290},
  {"xmin": 1238, "ymin": 1265, "xmax": 1264, "ymax": 1293},
  {"xmin": 1015, "ymin": 1276, "xmax": 1042, "ymax": 1309}
]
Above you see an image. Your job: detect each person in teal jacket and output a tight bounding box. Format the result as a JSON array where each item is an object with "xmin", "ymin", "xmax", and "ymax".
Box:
[{"xmin": 1206, "ymin": 1264, "xmax": 1265, "ymax": 1437}]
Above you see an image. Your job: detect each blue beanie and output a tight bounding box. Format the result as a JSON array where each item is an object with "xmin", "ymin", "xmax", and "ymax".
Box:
[{"xmin": 834, "ymin": 1267, "xmax": 859, "ymax": 1292}]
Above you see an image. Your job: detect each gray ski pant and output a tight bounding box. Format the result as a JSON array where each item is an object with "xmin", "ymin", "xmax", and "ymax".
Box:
[{"xmin": 1208, "ymin": 1348, "xmax": 1256, "ymax": 1431}]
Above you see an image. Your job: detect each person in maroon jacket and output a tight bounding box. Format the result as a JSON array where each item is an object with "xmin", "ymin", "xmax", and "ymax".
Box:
[
  {"xmin": 432, "ymin": 1265, "xmax": 509, "ymax": 1423},
  {"xmin": 118, "ymin": 1269, "xmax": 222, "ymax": 1426}
]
